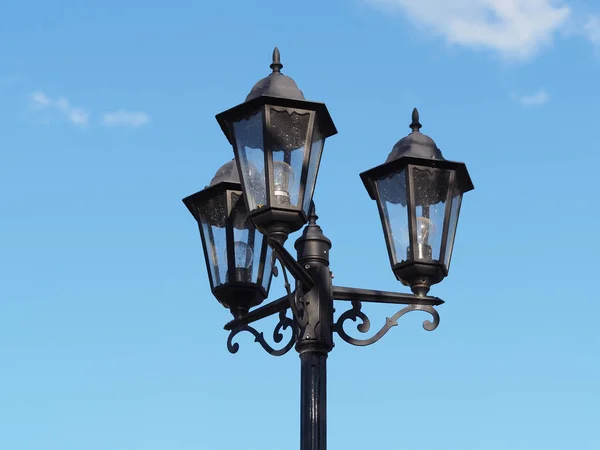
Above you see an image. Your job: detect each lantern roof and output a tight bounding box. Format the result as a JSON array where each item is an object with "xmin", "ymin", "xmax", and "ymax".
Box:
[
  {"xmin": 386, "ymin": 108, "xmax": 445, "ymax": 163},
  {"xmin": 208, "ymin": 158, "xmax": 240, "ymax": 187},
  {"xmin": 215, "ymin": 47, "xmax": 337, "ymax": 147},
  {"xmin": 360, "ymin": 108, "xmax": 474, "ymax": 201},
  {"xmin": 245, "ymin": 47, "xmax": 305, "ymax": 101},
  {"xmin": 182, "ymin": 159, "xmax": 242, "ymax": 221}
]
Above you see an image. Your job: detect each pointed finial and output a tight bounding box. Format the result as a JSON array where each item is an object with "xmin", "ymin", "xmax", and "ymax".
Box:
[
  {"xmin": 270, "ymin": 47, "xmax": 283, "ymax": 73},
  {"xmin": 410, "ymin": 107, "xmax": 422, "ymax": 133},
  {"xmin": 308, "ymin": 201, "xmax": 319, "ymax": 224}
]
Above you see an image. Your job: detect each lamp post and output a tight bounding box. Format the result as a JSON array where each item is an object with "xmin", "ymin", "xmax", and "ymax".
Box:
[{"xmin": 183, "ymin": 48, "xmax": 474, "ymax": 450}]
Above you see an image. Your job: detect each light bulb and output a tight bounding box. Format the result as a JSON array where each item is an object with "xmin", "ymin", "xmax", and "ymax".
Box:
[
  {"xmin": 416, "ymin": 216, "xmax": 435, "ymax": 245},
  {"xmin": 223, "ymin": 241, "xmax": 254, "ymax": 269},
  {"xmin": 415, "ymin": 216, "xmax": 435, "ymax": 260},
  {"xmin": 272, "ymin": 161, "xmax": 295, "ymax": 206}
]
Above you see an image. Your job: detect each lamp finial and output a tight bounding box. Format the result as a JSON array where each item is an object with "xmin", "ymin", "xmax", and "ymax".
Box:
[
  {"xmin": 270, "ymin": 47, "xmax": 283, "ymax": 73},
  {"xmin": 410, "ymin": 107, "xmax": 422, "ymax": 133}
]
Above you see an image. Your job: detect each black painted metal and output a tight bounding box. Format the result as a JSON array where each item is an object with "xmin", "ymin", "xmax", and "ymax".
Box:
[
  {"xmin": 332, "ymin": 285, "xmax": 444, "ymax": 306},
  {"xmin": 184, "ymin": 52, "xmax": 475, "ymax": 449},
  {"xmin": 218, "ymin": 205, "xmax": 448, "ymax": 448},
  {"xmin": 294, "ymin": 206, "xmax": 333, "ymax": 450},
  {"xmin": 360, "ymin": 109, "xmax": 474, "ymax": 294},
  {"xmin": 182, "ymin": 160, "xmax": 271, "ymax": 317},
  {"xmin": 300, "ymin": 351, "xmax": 327, "ymax": 450},
  {"xmin": 215, "ymin": 48, "xmax": 338, "ymax": 239},
  {"xmin": 269, "ymin": 237, "xmax": 315, "ymax": 291},
  {"xmin": 223, "ymin": 294, "xmax": 291, "ymax": 331},
  {"xmin": 334, "ymin": 301, "xmax": 440, "ymax": 346},
  {"xmin": 227, "ymin": 309, "xmax": 295, "ymax": 356}
]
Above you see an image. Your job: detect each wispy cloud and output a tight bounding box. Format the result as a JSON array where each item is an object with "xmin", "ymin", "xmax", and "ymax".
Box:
[
  {"xmin": 29, "ymin": 91, "xmax": 90, "ymax": 126},
  {"xmin": 584, "ymin": 15, "xmax": 600, "ymax": 46},
  {"xmin": 363, "ymin": 0, "xmax": 571, "ymax": 60},
  {"xmin": 103, "ymin": 109, "xmax": 150, "ymax": 128},
  {"xmin": 28, "ymin": 92, "xmax": 150, "ymax": 128},
  {"xmin": 512, "ymin": 89, "xmax": 549, "ymax": 107}
]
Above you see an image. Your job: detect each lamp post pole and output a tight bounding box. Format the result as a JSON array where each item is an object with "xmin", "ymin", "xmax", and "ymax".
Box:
[
  {"xmin": 294, "ymin": 211, "xmax": 333, "ymax": 450},
  {"xmin": 183, "ymin": 47, "xmax": 473, "ymax": 450}
]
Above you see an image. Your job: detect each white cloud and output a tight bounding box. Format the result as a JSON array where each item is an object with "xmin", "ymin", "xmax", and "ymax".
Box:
[
  {"xmin": 29, "ymin": 91, "xmax": 90, "ymax": 126},
  {"xmin": 584, "ymin": 15, "xmax": 600, "ymax": 45},
  {"xmin": 103, "ymin": 109, "xmax": 150, "ymax": 128},
  {"xmin": 364, "ymin": 0, "xmax": 571, "ymax": 60},
  {"xmin": 30, "ymin": 91, "xmax": 51, "ymax": 108},
  {"xmin": 512, "ymin": 88, "xmax": 549, "ymax": 106}
]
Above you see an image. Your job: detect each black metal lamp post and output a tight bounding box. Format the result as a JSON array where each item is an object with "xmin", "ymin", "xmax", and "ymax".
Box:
[{"xmin": 183, "ymin": 48, "xmax": 474, "ymax": 450}]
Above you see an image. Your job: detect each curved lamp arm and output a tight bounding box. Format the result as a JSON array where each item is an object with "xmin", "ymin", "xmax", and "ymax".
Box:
[
  {"xmin": 333, "ymin": 300, "xmax": 440, "ymax": 347},
  {"xmin": 227, "ymin": 309, "xmax": 296, "ymax": 356}
]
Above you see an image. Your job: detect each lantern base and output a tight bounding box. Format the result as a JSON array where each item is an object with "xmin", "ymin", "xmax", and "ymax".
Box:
[
  {"xmin": 212, "ymin": 283, "xmax": 268, "ymax": 318},
  {"xmin": 249, "ymin": 207, "xmax": 308, "ymax": 241},
  {"xmin": 392, "ymin": 261, "xmax": 448, "ymax": 296}
]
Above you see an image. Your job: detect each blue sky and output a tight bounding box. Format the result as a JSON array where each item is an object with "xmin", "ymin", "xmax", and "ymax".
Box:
[{"xmin": 1, "ymin": 1, "xmax": 599, "ymax": 449}]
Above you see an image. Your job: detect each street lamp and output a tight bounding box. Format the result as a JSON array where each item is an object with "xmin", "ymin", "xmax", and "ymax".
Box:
[
  {"xmin": 183, "ymin": 159, "xmax": 275, "ymax": 319},
  {"xmin": 183, "ymin": 48, "xmax": 474, "ymax": 450},
  {"xmin": 215, "ymin": 47, "xmax": 337, "ymax": 243},
  {"xmin": 360, "ymin": 108, "xmax": 474, "ymax": 297}
]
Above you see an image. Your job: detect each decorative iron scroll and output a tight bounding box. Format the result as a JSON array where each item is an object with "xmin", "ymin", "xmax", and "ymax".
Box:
[
  {"xmin": 227, "ymin": 309, "xmax": 295, "ymax": 356},
  {"xmin": 333, "ymin": 300, "xmax": 440, "ymax": 346}
]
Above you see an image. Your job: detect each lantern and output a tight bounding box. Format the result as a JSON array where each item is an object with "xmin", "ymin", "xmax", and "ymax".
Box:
[
  {"xmin": 360, "ymin": 109, "xmax": 474, "ymax": 296},
  {"xmin": 215, "ymin": 48, "xmax": 337, "ymax": 241},
  {"xmin": 183, "ymin": 159, "xmax": 274, "ymax": 317}
]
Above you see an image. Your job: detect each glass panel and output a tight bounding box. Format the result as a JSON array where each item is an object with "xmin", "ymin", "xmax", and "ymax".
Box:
[
  {"xmin": 250, "ymin": 228, "xmax": 263, "ymax": 284},
  {"xmin": 230, "ymin": 192, "xmax": 273, "ymax": 291},
  {"xmin": 268, "ymin": 108, "xmax": 311, "ymax": 209},
  {"xmin": 411, "ymin": 167, "xmax": 452, "ymax": 262},
  {"xmin": 376, "ymin": 169, "xmax": 410, "ymax": 265},
  {"xmin": 302, "ymin": 123, "xmax": 324, "ymax": 214},
  {"xmin": 230, "ymin": 193, "xmax": 253, "ymax": 284},
  {"xmin": 233, "ymin": 110, "xmax": 266, "ymax": 211},
  {"xmin": 262, "ymin": 245, "xmax": 274, "ymax": 291},
  {"xmin": 443, "ymin": 191, "xmax": 463, "ymax": 270},
  {"xmin": 199, "ymin": 221, "xmax": 218, "ymax": 287},
  {"xmin": 197, "ymin": 193, "xmax": 228, "ymax": 287}
]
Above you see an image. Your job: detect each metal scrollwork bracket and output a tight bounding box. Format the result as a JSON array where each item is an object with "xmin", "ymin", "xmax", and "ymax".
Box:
[
  {"xmin": 227, "ymin": 309, "xmax": 295, "ymax": 356},
  {"xmin": 332, "ymin": 286, "xmax": 442, "ymax": 347},
  {"xmin": 224, "ymin": 249, "xmax": 309, "ymax": 357},
  {"xmin": 334, "ymin": 301, "xmax": 440, "ymax": 346}
]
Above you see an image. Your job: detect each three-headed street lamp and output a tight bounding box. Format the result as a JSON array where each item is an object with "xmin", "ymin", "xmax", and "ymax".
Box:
[{"xmin": 183, "ymin": 48, "xmax": 474, "ymax": 450}]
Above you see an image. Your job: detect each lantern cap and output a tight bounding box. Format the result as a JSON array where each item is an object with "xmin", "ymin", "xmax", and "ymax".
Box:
[
  {"xmin": 386, "ymin": 108, "xmax": 445, "ymax": 163},
  {"xmin": 245, "ymin": 47, "xmax": 305, "ymax": 101},
  {"xmin": 182, "ymin": 158, "xmax": 242, "ymax": 221},
  {"xmin": 208, "ymin": 158, "xmax": 240, "ymax": 187}
]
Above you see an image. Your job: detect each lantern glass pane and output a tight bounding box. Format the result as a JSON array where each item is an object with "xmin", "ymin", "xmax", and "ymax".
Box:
[
  {"xmin": 230, "ymin": 193, "xmax": 255, "ymax": 283},
  {"xmin": 249, "ymin": 228, "xmax": 263, "ymax": 284},
  {"xmin": 199, "ymin": 221, "xmax": 218, "ymax": 286},
  {"xmin": 230, "ymin": 192, "xmax": 274, "ymax": 291},
  {"xmin": 443, "ymin": 189, "xmax": 463, "ymax": 270},
  {"xmin": 411, "ymin": 167, "xmax": 452, "ymax": 262},
  {"xmin": 268, "ymin": 108, "xmax": 311, "ymax": 209},
  {"xmin": 233, "ymin": 110, "xmax": 267, "ymax": 211},
  {"xmin": 262, "ymin": 245, "xmax": 274, "ymax": 291},
  {"xmin": 375, "ymin": 169, "xmax": 410, "ymax": 265},
  {"xmin": 197, "ymin": 193, "xmax": 229, "ymax": 288},
  {"xmin": 302, "ymin": 123, "xmax": 324, "ymax": 214}
]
